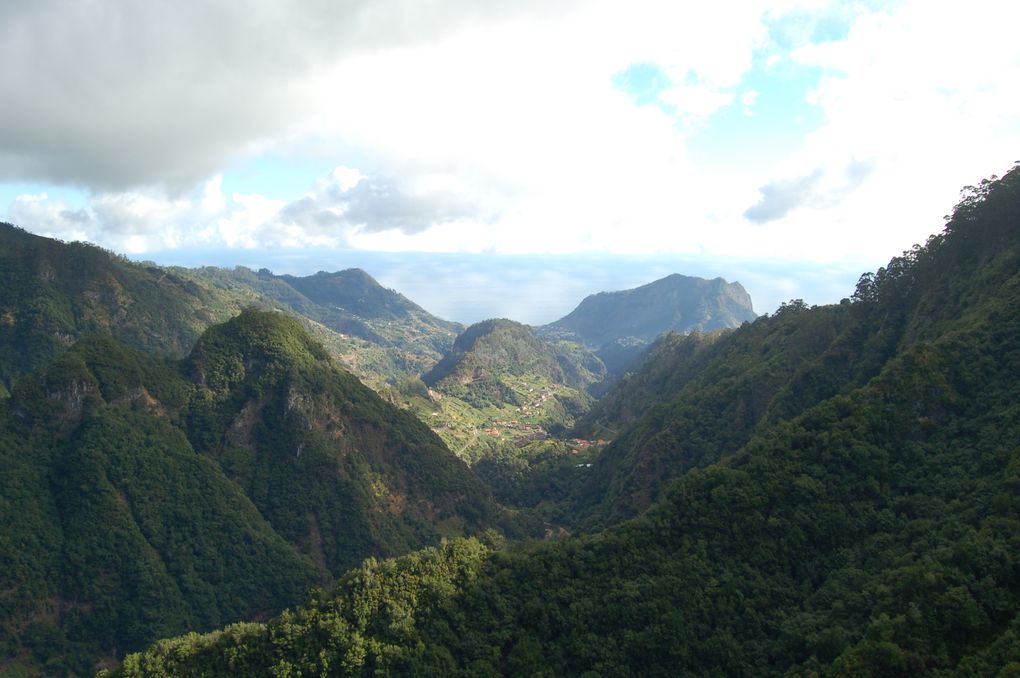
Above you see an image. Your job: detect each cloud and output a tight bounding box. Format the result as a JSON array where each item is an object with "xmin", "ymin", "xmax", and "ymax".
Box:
[
  {"xmin": 278, "ymin": 170, "xmax": 481, "ymax": 236},
  {"xmin": 0, "ymin": 1, "xmax": 777, "ymax": 253},
  {"xmin": 744, "ymin": 159, "xmax": 874, "ymax": 224},
  {"xmin": 4, "ymin": 0, "xmax": 1020, "ymax": 272},
  {"xmin": 3, "ymin": 166, "xmax": 486, "ymax": 253},
  {"xmin": 769, "ymin": 0, "xmax": 1020, "ymax": 252},
  {"xmin": 740, "ymin": 89, "xmax": 759, "ymax": 114},
  {"xmin": 7, "ymin": 186, "xmax": 197, "ymax": 252},
  {"xmin": 0, "ymin": 0, "xmax": 566, "ymax": 191},
  {"xmin": 743, "ymin": 169, "xmax": 824, "ymax": 223}
]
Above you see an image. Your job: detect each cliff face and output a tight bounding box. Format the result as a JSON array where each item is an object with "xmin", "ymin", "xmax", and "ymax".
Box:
[{"xmin": 536, "ymin": 273, "xmax": 756, "ymax": 378}]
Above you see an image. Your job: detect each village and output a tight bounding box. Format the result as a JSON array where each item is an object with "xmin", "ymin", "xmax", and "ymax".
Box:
[{"xmin": 425, "ymin": 380, "xmax": 610, "ymax": 451}]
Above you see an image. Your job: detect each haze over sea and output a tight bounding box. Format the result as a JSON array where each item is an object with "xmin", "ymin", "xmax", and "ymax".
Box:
[{"xmin": 139, "ymin": 249, "xmax": 872, "ymax": 326}]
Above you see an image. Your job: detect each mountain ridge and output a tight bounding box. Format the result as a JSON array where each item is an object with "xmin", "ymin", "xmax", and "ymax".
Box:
[
  {"xmin": 537, "ymin": 272, "xmax": 756, "ymax": 377},
  {"xmin": 0, "ymin": 310, "xmax": 505, "ymax": 674},
  {"xmin": 111, "ymin": 164, "xmax": 1020, "ymax": 677},
  {"xmin": 539, "ymin": 272, "xmax": 756, "ymax": 346}
]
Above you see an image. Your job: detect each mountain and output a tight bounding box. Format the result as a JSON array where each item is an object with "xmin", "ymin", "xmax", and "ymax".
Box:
[
  {"xmin": 570, "ymin": 299, "xmax": 874, "ymax": 527},
  {"xmin": 539, "ymin": 273, "xmax": 756, "ymax": 373},
  {"xmin": 282, "ymin": 268, "xmax": 443, "ymax": 323},
  {"xmin": 568, "ymin": 166, "xmax": 1020, "ymax": 527},
  {"xmin": 0, "ymin": 223, "xmax": 464, "ymax": 397},
  {"xmin": 114, "ymin": 165, "xmax": 1020, "ymax": 676},
  {"xmin": 0, "ymin": 311, "xmax": 502, "ymax": 675},
  {"xmin": 409, "ymin": 319, "xmax": 605, "ymax": 459},
  {"xmin": 424, "ymin": 319, "xmax": 604, "ymax": 399},
  {"xmin": 0, "ymin": 334, "xmax": 323, "ymax": 675},
  {"xmin": 180, "ymin": 266, "xmax": 463, "ymax": 385},
  {"xmin": 0, "ymin": 223, "xmax": 244, "ymax": 397},
  {"xmin": 573, "ymin": 328, "xmax": 727, "ymax": 436},
  {"xmin": 184, "ymin": 310, "xmax": 502, "ymax": 572}
]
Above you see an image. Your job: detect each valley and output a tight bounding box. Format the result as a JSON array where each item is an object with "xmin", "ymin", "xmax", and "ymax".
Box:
[
  {"xmin": 1, "ymin": 165, "xmax": 1019, "ymax": 676},
  {"xmin": 110, "ymin": 164, "xmax": 1020, "ymax": 677}
]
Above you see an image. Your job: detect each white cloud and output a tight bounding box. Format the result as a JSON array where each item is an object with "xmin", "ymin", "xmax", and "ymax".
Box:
[
  {"xmin": 0, "ymin": 0, "xmax": 570, "ymax": 191},
  {"xmin": 744, "ymin": 159, "xmax": 875, "ymax": 224},
  {"xmin": 2, "ymin": 0, "xmax": 1018, "ymax": 273},
  {"xmin": 735, "ymin": 0, "xmax": 1020, "ymax": 261},
  {"xmin": 3, "ymin": 166, "xmax": 488, "ymax": 254}
]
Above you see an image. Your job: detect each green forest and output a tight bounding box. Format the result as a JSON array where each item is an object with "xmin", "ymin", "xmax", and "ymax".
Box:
[
  {"xmin": 107, "ymin": 168, "xmax": 1020, "ymax": 674},
  {"xmin": 1, "ymin": 164, "xmax": 1019, "ymax": 675},
  {"xmin": 0, "ymin": 311, "xmax": 506, "ymax": 675}
]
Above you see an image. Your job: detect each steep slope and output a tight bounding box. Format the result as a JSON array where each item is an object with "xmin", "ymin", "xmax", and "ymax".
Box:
[
  {"xmin": 574, "ymin": 328, "xmax": 727, "ymax": 436},
  {"xmin": 0, "ymin": 336, "xmax": 322, "ymax": 675},
  {"xmin": 424, "ymin": 319, "xmax": 604, "ymax": 398},
  {"xmin": 413, "ymin": 319, "xmax": 605, "ymax": 453},
  {"xmin": 183, "ymin": 266, "xmax": 462, "ymax": 384},
  {"xmin": 184, "ymin": 310, "xmax": 503, "ymax": 572},
  {"xmin": 0, "ymin": 222, "xmax": 463, "ymax": 396},
  {"xmin": 0, "ymin": 311, "xmax": 503, "ymax": 675},
  {"xmin": 572, "ymin": 300, "xmax": 876, "ymax": 526},
  {"xmin": 0, "ymin": 223, "xmax": 243, "ymax": 396},
  {"xmin": 283, "ymin": 268, "xmax": 450, "ymax": 326},
  {"xmin": 570, "ymin": 169, "xmax": 1020, "ymax": 528},
  {"xmin": 115, "ymin": 164, "xmax": 1020, "ymax": 677},
  {"xmin": 570, "ymin": 179, "xmax": 1020, "ymax": 528},
  {"xmin": 539, "ymin": 273, "xmax": 756, "ymax": 374}
]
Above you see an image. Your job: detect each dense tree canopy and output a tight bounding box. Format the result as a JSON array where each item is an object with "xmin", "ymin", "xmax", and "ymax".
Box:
[
  {"xmin": 0, "ymin": 311, "xmax": 504, "ymax": 675},
  {"xmin": 113, "ymin": 164, "xmax": 1020, "ymax": 676}
]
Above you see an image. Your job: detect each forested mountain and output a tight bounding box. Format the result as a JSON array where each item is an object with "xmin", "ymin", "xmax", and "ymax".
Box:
[
  {"xmin": 184, "ymin": 311, "xmax": 502, "ymax": 570},
  {"xmin": 568, "ymin": 167, "xmax": 1019, "ymax": 528},
  {"xmin": 0, "ymin": 311, "xmax": 501, "ymax": 675},
  {"xmin": 0, "ymin": 224, "xmax": 465, "ymax": 402},
  {"xmin": 115, "ymin": 166, "xmax": 1020, "ymax": 676},
  {"xmin": 0, "ymin": 224, "xmax": 244, "ymax": 398},
  {"xmin": 423, "ymin": 319, "xmax": 605, "ymax": 404},
  {"xmin": 388, "ymin": 319, "xmax": 608, "ymax": 465},
  {"xmin": 570, "ymin": 299, "xmax": 881, "ymax": 527},
  {"xmin": 539, "ymin": 273, "xmax": 756, "ymax": 374},
  {"xmin": 183, "ymin": 266, "xmax": 462, "ymax": 384}
]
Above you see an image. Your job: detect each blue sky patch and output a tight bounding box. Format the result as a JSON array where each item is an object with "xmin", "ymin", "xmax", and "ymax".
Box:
[
  {"xmin": 220, "ymin": 152, "xmax": 335, "ymax": 200},
  {"xmin": 612, "ymin": 62, "xmax": 674, "ymax": 109},
  {"xmin": 0, "ymin": 182, "xmax": 89, "ymax": 216},
  {"xmin": 687, "ymin": 57, "xmax": 826, "ymax": 171}
]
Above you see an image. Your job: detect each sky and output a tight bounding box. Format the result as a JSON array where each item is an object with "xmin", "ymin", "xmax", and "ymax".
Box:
[{"xmin": 2, "ymin": 0, "xmax": 1018, "ymax": 323}]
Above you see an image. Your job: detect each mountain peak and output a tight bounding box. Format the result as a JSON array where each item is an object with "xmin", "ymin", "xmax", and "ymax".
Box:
[
  {"xmin": 423, "ymin": 318, "xmax": 604, "ymax": 394},
  {"xmin": 280, "ymin": 268, "xmax": 421, "ymax": 321},
  {"xmin": 186, "ymin": 309, "xmax": 330, "ymax": 393},
  {"xmin": 540, "ymin": 273, "xmax": 756, "ymax": 349},
  {"xmin": 450, "ymin": 318, "xmax": 528, "ymax": 352}
]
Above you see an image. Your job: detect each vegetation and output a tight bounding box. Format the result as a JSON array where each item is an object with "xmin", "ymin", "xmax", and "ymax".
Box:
[
  {"xmin": 0, "ymin": 225, "xmax": 465, "ymax": 401},
  {"xmin": 182, "ymin": 266, "xmax": 463, "ymax": 387},
  {"xmin": 571, "ymin": 167, "xmax": 1020, "ymax": 526},
  {"xmin": 424, "ymin": 319, "xmax": 605, "ymax": 396},
  {"xmin": 0, "ymin": 311, "xmax": 503, "ymax": 675},
  {"xmin": 398, "ymin": 319, "xmax": 605, "ymax": 456},
  {"xmin": 184, "ymin": 311, "xmax": 505, "ymax": 572},
  {"xmin": 114, "ymin": 164, "xmax": 1020, "ymax": 676},
  {"xmin": 0, "ymin": 224, "xmax": 245, "ymax": 395}
]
